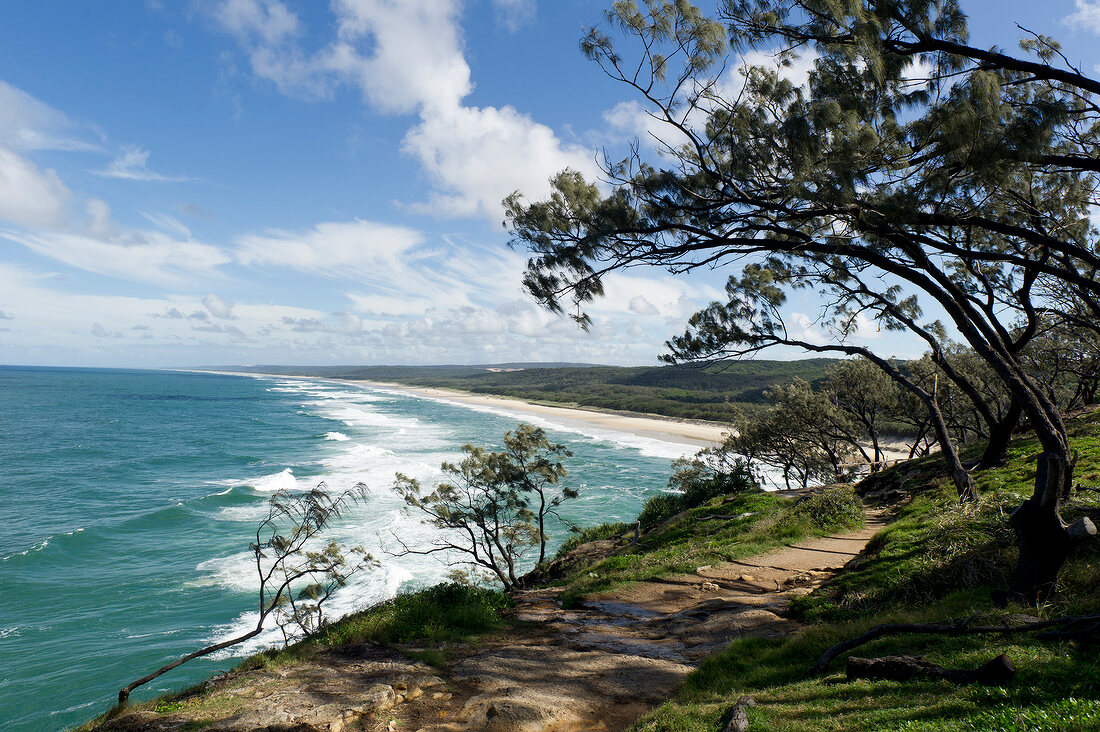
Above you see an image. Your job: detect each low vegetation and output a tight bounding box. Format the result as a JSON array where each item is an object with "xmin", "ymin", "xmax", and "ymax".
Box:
[
  {"xmin": 84, "ymin": 402, "xmax": 1100, "ymax": 731},
  {"xmin": 546, "ymin": 486, "xmax": 864, "ymax": 606},
  {"xmin": 630, "ymin": 407, "xmax": 1100, "ymax": 731}
]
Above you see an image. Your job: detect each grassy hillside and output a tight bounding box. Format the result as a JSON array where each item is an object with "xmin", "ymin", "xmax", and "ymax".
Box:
[
  {"xmin": 226, "ymin": 359, "xmax": 839, "ymax": 422},
  {"xmin": 631, "ymin": 406, "xmax": 1100, "ymax": 731}
]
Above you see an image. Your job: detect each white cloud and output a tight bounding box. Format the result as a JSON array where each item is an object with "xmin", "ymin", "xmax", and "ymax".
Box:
[
  {"xmin": 403, "ymin": 103, "xmax": 597, "ymax": 219},
  {"xmin": 234, "ymin": 219, "xmax": 425, "ymax": 279},
  {"xmin": 1065, "ymin": 1, "xmax": 1100, "ymax": 33},
  {"xmin": 210, "ymin": 0, "xmax": 600, "ymax": 221},
  {"xmin": 214, "ymin": 0, "xmax": 299, "ymax": 44},
  {"xmin": 3, "ymin": 228, "xmax": 230, "ymax": 286},
  {"xmin": 0, "ymin": 146, "xmax": 72, "ymax": 228},
  {"xmin": 0, "ymin": 80, "xmax": 101, "ymax": 152},
  {"xmin": 236, "ymin": 220, "xmax": 531, "ymax": 318},
  {"xmin": 492, "ymin": 0, "xmax": 535, "ymax": 32},
  {"xmin": 787, "ymin": 311, "xmax": 827, "ymax": 344},
  {"xmin": 628, "ymin": 295, "xmax": 659, "ymax": 316},
  {"xmin": 329, "ymin": 0, "xmax": 471, "ymax": 114},
  {"xmin": 204, "ymin": 293, "xmax": 237, "ymax": 319},
  {"xmin": 94, "ymin": 145, "xmax": 189, "ymax": 182},
  {"xmin": 603, "ymin": 48, "xmax": 820, "ymax": 154},
  {"xmin": 142, "ymin": 211, "xmax": 193, "ymax": 238}
]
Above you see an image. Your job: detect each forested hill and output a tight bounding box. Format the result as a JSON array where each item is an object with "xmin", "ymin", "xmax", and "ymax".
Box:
[{"xmin": 220, "ymin": 359, "xmax": 838, "ymax": 422}]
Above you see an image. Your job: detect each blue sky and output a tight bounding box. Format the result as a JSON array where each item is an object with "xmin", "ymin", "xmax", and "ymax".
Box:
[{"xmin": 0, "ymin": 0, "xmax": 1097, "ymax": 368}]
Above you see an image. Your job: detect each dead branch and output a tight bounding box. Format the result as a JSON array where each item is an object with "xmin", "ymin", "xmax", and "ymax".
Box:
[
  {"xmin": 846, "ymin": 653, "xmax": 1015, "ymax": 685},
  {"xmin": 813, "ymin": 614, "xmax": 1100, "ymax": 673}
]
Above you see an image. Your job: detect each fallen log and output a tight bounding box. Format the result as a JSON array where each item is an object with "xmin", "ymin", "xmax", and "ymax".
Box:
[
  {"xmin": 813, "ymin": 614, "xmax": 1100, "ymax": 673},
  {"xmin": 846, "ymin": 654, "xmax": 1015, "ymax": 685}
]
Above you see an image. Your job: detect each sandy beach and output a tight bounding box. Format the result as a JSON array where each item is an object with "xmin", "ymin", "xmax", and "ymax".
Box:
[
  {"xmin": 356, "ymin": 381, "xmax": 732, "ymax": 450},
  {"xmin": 190, "ymin": 369, "xmax": 729, "ymax": 450}
]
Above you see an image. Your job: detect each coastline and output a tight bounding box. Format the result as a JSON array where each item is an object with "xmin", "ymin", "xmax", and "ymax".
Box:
[
  {"xmin": 356, "ymin": 380, "xmax": 731, "ymax": 449},
  {"xmin": 191, "ymin": 370, "xmax": 730, "ymax": 450}
]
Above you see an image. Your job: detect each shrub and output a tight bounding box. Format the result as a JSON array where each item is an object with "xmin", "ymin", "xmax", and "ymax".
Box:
[
  {"xmin": 780, "ymin": 486, "xmax": 864, "ymax": 533},
  {"xmin": 639, "ymin": 456, "xmax": 758, "ymax": 530},
  {"xmin": 317, "ymin": 582, "xmax": 513, "ymax": 647},
  {"xmin": 555, "ymin": 521, "xmax": 631, "ymax": 558}
]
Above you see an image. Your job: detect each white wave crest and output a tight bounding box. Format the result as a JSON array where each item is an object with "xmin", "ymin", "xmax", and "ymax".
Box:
[{"xmin": 249, "ymin": 468, "xmax": 299, "ymax": 493}]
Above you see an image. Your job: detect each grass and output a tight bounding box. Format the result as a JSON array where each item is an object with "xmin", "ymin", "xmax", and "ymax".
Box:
[
  {"xmin": 235, "ymin": 582, "xmax": 514, "ymax": 671},
  {"xmin": 552, "ymin": 486, "xmax": 865, "ymax": 606},
  {"xmin": 632, "ymin": 406, "xmax": 1100, "ymax": 731}
]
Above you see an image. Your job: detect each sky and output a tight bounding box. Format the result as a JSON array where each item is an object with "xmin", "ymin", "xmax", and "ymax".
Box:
[{"xmin": 1, "ymin": 0, "xmax": 1098, "ymax": 368}]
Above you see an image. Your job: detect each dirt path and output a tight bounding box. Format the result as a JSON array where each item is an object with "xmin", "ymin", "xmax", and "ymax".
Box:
[
  {"xmin": 406, "ymin": 510, "xmax": 889, "ymax": 732},
  {"xmin": 104, "ymin": 512, "xmax": 887, "ymax": 732}
]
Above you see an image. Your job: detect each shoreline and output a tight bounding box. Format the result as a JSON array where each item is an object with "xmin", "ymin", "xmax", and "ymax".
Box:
[
  {"xmin": 189, "ymin": 369, "xmax": 915, "ymax": 465},
  {"xmin": 192, "ymin": 369, "xmax": 731, "ymax": 450},
  {"xmin": 356, "ymin": 380, "xmax": 731, "ymax": 449}
]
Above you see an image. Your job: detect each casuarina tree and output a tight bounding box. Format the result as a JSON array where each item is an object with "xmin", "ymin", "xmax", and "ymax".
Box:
[{"xmin": 505, "ymin": 0, "xmax": 1099, "ymax": 601}]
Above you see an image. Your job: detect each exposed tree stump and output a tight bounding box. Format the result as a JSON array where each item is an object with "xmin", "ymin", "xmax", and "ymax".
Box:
[{"xmin": 846, "ymin": 654, "xmax": 1015, "ymax": 685}]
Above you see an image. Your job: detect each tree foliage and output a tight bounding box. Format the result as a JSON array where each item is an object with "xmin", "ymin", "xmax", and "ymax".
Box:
[
  {"xmin": 506, "ymin": 0, "xmax": 1100, "ymax": 599},
  {"xmin": 392, "ymin": 424, "xmax": 576, "ymax": 590}
]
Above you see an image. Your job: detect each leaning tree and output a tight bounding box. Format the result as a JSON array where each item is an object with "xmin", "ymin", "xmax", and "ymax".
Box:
[{"xmin": 505, "ymin": 0, "xmax": 1099, "ymax": 600}]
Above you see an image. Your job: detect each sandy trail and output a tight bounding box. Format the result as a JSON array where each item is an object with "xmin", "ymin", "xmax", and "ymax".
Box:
[{"xmin": 406, "ymin": 507, "xmax": 889, "ymax": 732}]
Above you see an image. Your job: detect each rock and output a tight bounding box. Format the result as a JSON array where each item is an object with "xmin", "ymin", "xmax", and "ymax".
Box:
[
  {"xmin": 695, "ymin": 565, "xmax": 712, "ymax": 573},
  {"xmin": 419, "ymin": 675, "xmax": 448, "ymax": 689},
  {"xmin": 1069, "ymin": 517, "xmax": 1097, "ymax": 542},
  {"xmin": 722, "ymin": 695, "xmax": 756, "ymax": 732},
  {"xmin": 737, "ymin": 574, "xmax": 755, "ymax": 582},
  {"xmin": 701, "ymin": 581, "xmax": 720, "ymax": 592},
  {"xmin": 363, "ymin": 683, "xmax": 398, "ymax": 711}
]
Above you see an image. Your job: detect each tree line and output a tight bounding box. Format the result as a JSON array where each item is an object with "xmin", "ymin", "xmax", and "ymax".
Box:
[{"xmin": 729, "ymin": 330, "xmax": 1100, "ymax": 490}]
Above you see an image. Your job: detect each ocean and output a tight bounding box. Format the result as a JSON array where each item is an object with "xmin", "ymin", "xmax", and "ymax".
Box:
[{"xmin": 0, "ymin": 366, "xmax": 692, "ymax": 731}]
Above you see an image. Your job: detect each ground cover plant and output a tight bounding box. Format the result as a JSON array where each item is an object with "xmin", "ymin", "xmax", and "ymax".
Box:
[{"xmin": 630, "ymin": 408, "xmax": 1100, "ymax": 731}]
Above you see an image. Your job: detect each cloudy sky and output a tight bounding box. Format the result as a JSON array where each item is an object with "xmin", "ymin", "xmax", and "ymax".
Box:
[{"xmin": 1, "ymin": 0, "xmax": 1097, "ymax": 368}]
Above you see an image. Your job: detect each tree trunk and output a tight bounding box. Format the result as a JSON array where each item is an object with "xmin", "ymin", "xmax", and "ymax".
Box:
[
  {"xmin": 976, "ymin": 400, "xmax": 1022, "ymax": 470},
  {"xmin": 1007, "ymin": 450, "xmax": 1075, "ymax": 602},
  {"xmin": 927, "ymin": 396, "xmax": 978, "ymax": 502}
]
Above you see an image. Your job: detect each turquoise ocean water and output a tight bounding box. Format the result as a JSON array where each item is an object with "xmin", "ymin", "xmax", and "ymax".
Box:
[{"xmin": 0, "ymin": 366, "xmax": 690, "ymax": 731}]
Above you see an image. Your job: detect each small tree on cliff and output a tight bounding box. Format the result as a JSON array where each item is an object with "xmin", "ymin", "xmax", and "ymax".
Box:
[
  {"xmin": 118, "ymin": 484, "xmax": 371, "ymax": 705},
  {"xmin": 505, "ymin": 0, "xmax": 1100, "ymax": 600},
  {"xmin": 392, "ymin": 424, "xmax": 576, "ymax": 590}
]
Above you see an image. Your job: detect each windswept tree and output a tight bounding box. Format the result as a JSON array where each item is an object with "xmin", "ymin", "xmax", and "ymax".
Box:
[
  {"xmin": 506, "ymin": 0, "xmax": 1099, "ymax": 599},
  {"xmin": 118, "ymin": 484, "xmax": 370, "ymax": 705},
  {"xmin": 393, "ymin": 424, "xmax": 576, "ymax": 590}
]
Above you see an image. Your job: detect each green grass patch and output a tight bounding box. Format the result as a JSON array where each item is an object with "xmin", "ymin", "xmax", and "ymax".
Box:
[
  {"xmin": 632, "ymin": 603, "xmax": 1100, "ymax": 731},
  {"xmin": 795, "ymin": 408, "xmax": 1100, "ymax": 621},
  {"xmin": 556, "ymin": 521, "xmax": 634, "ymax": 558},
  {"xmin": 555, "ymin": 486, "xmax": 865, "ymax": 606},
  {"xmin": 309, "ymin": 582, "xmax": 513, "ymax": 649}
]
